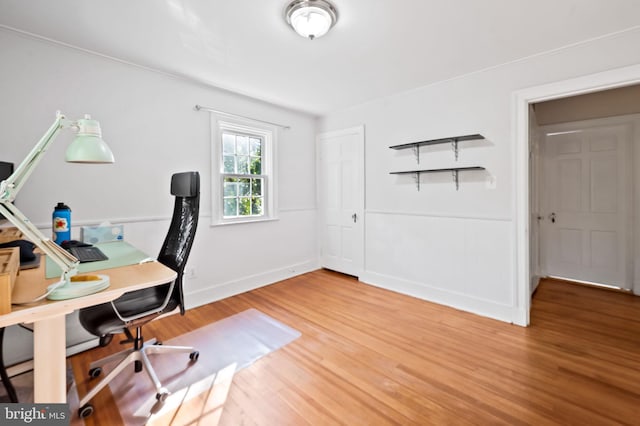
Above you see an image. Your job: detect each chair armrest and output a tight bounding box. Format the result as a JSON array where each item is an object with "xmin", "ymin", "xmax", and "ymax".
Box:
[{"xmin": 109, "ymin": 279, "xmax": 176, "ymax": 323}]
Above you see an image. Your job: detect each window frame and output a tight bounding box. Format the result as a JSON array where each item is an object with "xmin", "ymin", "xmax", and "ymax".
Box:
[{"xmin": 211, "ymin": 115, "xmax": 278, "ymax": 225}]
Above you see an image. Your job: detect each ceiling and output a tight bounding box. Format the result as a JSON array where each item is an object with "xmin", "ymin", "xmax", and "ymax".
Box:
[{"xmin": 1, "ymin": 0, "xmax": 639, "ymax": 116}]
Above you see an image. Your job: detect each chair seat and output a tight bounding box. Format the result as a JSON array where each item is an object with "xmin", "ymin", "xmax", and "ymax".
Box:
[{"xmin": 79, "ymin": 285, "xmax": 178, "ymax": 337}]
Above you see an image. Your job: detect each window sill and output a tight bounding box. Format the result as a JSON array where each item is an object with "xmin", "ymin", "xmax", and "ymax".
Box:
[{"xmin": 210, "ymin": 216, "xmax": 280, "ymax": 227}]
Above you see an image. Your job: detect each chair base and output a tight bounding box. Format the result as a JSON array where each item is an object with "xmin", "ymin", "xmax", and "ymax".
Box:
[{"xmin": 78, "ymin": 337, "xmax": 198, "ymax": 419}]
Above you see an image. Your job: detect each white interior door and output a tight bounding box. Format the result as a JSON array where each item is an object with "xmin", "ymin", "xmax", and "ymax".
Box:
[
  {"xmin": 540, "ymin": 120, "xmax": 632, "ymax": 289},
  {"xmin": 317, "ymin": 126, "xmax": 364, "ymax": 277}
]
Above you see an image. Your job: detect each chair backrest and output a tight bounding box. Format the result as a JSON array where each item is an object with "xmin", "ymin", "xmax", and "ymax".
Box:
[{"xmin": 157, "ymin": 171, "xmax": 200, "ymax": 314}]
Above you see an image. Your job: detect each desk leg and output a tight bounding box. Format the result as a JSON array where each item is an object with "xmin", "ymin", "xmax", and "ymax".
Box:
[{"xmin": 33, "ymin": 316, "xmax": 67, "ymax": 403}]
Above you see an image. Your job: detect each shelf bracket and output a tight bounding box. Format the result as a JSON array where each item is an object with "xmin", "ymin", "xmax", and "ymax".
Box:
[
  {"xmin": 412, "ymin": 145, "xmax": 420, "ymax": 163},
  {"xmin": 451, "ymin": 139, "xmax": 459, "ymax": 161},
  {"xmin": 413, "ymin": 172, "xmax": 421, "ymax": 191},
  {"xmin": 452, "ymin": 170, "xmax": 459, "ymax": 191}
]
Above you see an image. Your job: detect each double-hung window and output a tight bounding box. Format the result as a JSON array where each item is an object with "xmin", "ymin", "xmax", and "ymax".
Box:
[{"xmin": 212, "ymin": 116, "xmax": 277, "ymax": 225}]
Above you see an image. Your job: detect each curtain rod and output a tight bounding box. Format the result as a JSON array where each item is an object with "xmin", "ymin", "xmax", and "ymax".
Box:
[{"xmin": 194, "ymin": 105, "xmax": 291, "ymax": 130}]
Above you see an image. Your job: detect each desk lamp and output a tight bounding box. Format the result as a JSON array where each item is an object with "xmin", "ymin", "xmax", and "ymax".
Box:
[{"xmin": 0, "ymin": 111, "xmax": 114, "ymax": 300}]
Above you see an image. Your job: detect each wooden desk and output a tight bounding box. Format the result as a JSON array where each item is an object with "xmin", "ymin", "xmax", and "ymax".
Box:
[{"xmin": 0, "ymin": 258, "xmax": 177, "ymax": 403}]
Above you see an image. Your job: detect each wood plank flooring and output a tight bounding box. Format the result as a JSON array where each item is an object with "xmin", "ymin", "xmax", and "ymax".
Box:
[{"xmin": 70, "ymin": 271, "xmax": 640, "ymax": 425}]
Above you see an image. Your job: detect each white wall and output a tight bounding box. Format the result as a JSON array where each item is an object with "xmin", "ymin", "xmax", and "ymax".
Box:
[
  {"xmin": 318, "ymin": 28, "xmax": 640, "ymax": 324},
  {"xmin": 0, "ymin": 28, "xmax": 318, "ymax": 364}
]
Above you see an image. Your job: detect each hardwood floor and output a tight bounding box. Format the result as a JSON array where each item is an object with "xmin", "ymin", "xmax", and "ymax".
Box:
[{"xmin": 70, "ymin": 271, "xmax": 640, "ymax": 425}]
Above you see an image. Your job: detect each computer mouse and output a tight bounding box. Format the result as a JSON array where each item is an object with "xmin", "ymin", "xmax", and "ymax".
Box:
[{"xmin": 0, "ymin": 239, "xmax": 36, "ymax": 261}]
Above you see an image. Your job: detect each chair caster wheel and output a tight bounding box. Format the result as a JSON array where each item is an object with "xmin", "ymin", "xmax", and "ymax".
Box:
[
  {"xmin": 156, "ymin": 390, "xmax": 170, "ymax": 402},
  {"xmin": 88, "ymin": 367, "xmax": 102, "ymax": 379},
  {"xmin": 150, "ymin": 390, "xmax": 170, "ymax": 414},
  {"xmin": 189, "ymin": 351, "xmax": 199, "ymax": 361},
  {"xmin": 99, "ymin": 334, "xmax": 113, "ymax": 347},
  {"xmin": 78, "ymin": 404, "xmax": 94, "ymax": 419}
]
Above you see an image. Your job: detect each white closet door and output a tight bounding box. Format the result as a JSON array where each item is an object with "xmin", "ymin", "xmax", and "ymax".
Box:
[{"xmin": 317, "ymin": 126, "xmax": 364, "ymax": 277}]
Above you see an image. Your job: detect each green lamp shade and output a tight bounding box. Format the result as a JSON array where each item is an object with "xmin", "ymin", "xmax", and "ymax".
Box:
[{"xmin": 65, "ymin": 115, "xmax": 115, "ymax": 163}]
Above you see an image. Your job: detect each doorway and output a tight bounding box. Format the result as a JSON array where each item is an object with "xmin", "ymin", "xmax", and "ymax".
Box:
[
  {"xmin": 534, "ymin": 116, "xmax": 634, "ymax": 291},
  {"xmin": 513, "ymin": 64, "xmax": 640, "ymax": 326}
]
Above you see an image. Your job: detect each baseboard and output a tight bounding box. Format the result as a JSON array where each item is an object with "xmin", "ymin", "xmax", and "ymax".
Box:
[
  {"xmin": 359, "ymin": 271, "xmax": 523, "ymax": 326},
  {"xmin": 6, "ymin": 360, "xmax": 33, "ymax": 378},
  {"xmin": 184, "ymin": 259, "xmax": 320, "ymax": 309},
  {"xmin": 6, "ymin": 338, "xmax": 99, "ymax": 378}
]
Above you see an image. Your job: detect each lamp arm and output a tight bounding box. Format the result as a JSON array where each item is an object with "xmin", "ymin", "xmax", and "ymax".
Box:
[
  {"xmin": 0, "ymin": 112, "xmax": 73, "ymax": 202},
  {"xmin": 0, "ymin": 111, "xmax": 79, "ymax": 284},
  {"xmin": 0, "ymin": 202, "xmax": 78, "ymax": 283}
]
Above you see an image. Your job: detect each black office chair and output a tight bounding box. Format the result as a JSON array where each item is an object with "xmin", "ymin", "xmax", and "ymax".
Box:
[{"xmin": 77, "ymin": 171, "xmax": 200, "ymax": 419}]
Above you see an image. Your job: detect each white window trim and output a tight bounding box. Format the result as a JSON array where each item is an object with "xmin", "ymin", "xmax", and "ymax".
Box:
[{"xmin": 210, "ymin": 114, "xmax": 278, "ymax": 226}]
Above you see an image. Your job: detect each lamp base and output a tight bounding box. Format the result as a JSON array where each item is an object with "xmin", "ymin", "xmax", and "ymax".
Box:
[{"xmin": 47, "ymin": 274, "xmax": 110, "ymax": 300}]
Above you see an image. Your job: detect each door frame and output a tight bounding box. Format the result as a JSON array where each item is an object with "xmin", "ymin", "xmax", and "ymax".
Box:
[
  {"xmin": 316, "ymin": 125, "xmax": 365, "ymax": 277},
  {"xmin": 513, "ymin": 63, "xmax": 640, "ymax": 326}
]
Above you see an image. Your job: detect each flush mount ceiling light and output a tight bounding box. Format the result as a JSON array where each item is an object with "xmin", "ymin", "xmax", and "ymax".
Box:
[{"xmin": 285, "ymin": 0, "xmax": 338, "ymax": 40}]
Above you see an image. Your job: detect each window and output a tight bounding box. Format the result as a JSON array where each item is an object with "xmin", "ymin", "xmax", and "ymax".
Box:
[
  {"xmin": 211, "ymin": 116, "xmax": 277, "ymax": 224},
  {"xmin": 222, "ymin": 132, "xmax": 264, "ymax": 217}
]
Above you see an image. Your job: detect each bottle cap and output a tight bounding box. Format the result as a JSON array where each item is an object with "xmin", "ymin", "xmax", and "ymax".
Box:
[{"xmin": 55, "ymin": 202, "xmax": 70, "ymax": 210}]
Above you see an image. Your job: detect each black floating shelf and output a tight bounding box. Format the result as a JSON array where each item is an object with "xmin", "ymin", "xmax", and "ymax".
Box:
[
  {"xmin": 389, "ymin": 166, "xmax": 485, "ymax": 175},
  {"xmin": 390, "ymin": 134, "xmax": 485, "ymax": 162},
  {"xmin": 390, "ymin": 166, "xmax": 485, "ymax": 191},
  {"xmin": 389, "ymin": 134, "xmax": 484, "ymax": 150}
]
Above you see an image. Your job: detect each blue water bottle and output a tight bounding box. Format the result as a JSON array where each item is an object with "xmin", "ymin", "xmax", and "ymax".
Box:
[{"xmin": 53, "ymin": 202, "xmax": 71, "ymax": 244}]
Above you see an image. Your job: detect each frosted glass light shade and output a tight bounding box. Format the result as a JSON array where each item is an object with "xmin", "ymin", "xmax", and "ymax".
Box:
[
  {"xmin": 286, "ymin": 0, "xmax": 337, "ymax": 40},
  {"xmin": 65, "ymin": 115, "xmax": 115, "ymax": 163}
]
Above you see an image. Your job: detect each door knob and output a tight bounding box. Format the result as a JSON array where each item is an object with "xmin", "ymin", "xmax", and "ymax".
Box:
[
  {"xmin": 549, "ymin": 212, "xmax": 556, "ymax": 223},
  {"xmin": 351, "ymin": 213, "xmax": 357, "ymax": 223}
]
